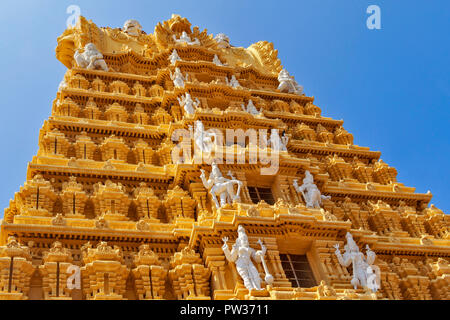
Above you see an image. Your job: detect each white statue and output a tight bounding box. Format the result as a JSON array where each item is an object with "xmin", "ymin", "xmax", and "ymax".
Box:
[
  {"xmin": 177, "ymin": 93, "xmax": 200, "ymax": 115},
  {"xmin": 74, "ymin": 43, "xmax": 109, "ymax": 72},
  {"xmin": 193, "ymin": 120, "xmax": 217, "ymax": 153},
  {"xmin": 173, "ymin": 31, "xmax": 200, "ymax": 45},
  {"xmin": 334, "ymin": 233, "xmax": 381, "ymax": 293},
  {"xmin": 215, "ymin": 33, "xmax": 231, "ymax": 48},
  {"xmin": 293, "ymin": 171, "xmax": 331, "ymax": 208},
  {"xmin": 280, "ymin": 131, "xmax": 289, "ymax": 151},
  {"xmin": 212, "ymin": 54, "xmax": 225, "ymax": 66},
  {"xmin": 222, "ymin": 225, "xmax": 273, "ymax": 291},
  {"xmin": 241, "ymin": 99, "xmax": 262, "ymax": 116},
  {"xmin": 58, "ymin": 80, "xmax": 67, "ymax": 92},
  {"xmin": 200, "ymin": 162, "xmax": 243, "ymax": 209},
  {"xmin": 226, "ymin": 75, "xmax": 241, "ymax": 88},
  {"xmin": 169, "ymin": 67, "xmax": 188, "ymax": 88},
  {"xmin": 123, "ymin": 19, "xmax": 143, "ymax": 36},
  {"xmin": 277, "ymin": 69, "xmax": 303, "ymax": 95},
  {"xmin": 169, "ymin": 49, "xmax": 182, "ymax": 65},
  {"xmin": 267, "ymin": 129, "xmax": 288, "ymax": 151}
]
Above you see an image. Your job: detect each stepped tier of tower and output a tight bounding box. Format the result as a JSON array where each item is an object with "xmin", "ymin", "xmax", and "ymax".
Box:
[{"xmin": 0, "ymin": 15, "xmax": 448, "ymax": 300}]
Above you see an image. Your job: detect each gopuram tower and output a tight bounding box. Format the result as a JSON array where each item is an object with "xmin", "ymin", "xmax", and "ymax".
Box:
[{"xmin": 0, "ymin": 15, "xmax": 448, "ymax": 300}]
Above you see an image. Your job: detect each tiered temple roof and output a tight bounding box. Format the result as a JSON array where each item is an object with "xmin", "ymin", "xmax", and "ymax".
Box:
[{"xmin": 0, "ymin": 14, "xmax": 448, "ymax": 300}]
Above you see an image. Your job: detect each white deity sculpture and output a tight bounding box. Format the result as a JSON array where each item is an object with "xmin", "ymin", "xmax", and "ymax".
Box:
[
  {"xmin": 200, "ymin": 162, "xmax": 243, "ymax": 209},
  {"xmin": 277, "ymin": 69, "xmax": 303, "ymax": 95},
  {"xmin": 74, "ymin": 43, "xmax": 109, "ymax": 72},
  {"xmin": 173, "ymin": 31, "xmax": 200, "ymax": 45},
  {"xmin": 169, "ymin": 67, "xmax": 188, "ymax": 88},
  {"xmin": 215, "ymin": 33, "xmax": 231, "ymax": 48},
  {"xmin": 169, "ymin": 49, "xmax": 182, "ymax": 65},
  {"xmin": 293, "ymin": 171, "xmax": 331, "ymax": 208},
  {"xmin": 241, "ymin": 100, "xmax": 262, "ymax": 116},
  {"xmin": 334, "ymin": 233, "xmax": 381, "ymax": 293},
  {"xmin": 267, "ymin": 129, "xmax": 288, "ymax": 151},
  {"xmin": 212, "ymin": 54, "xmax": 225, "ymax": 66},
  {"xmin": 193, "ymin": 120, "xmax": 217, "ymax": 153},
  {"xmin": 222, "ymin": 225, "xmax": 274, "ymax": 291},
  {"xmin": 123, "ymin": 19, "xmax": 143, "ymax": 36},
  {"xmin": 58, "ymin": 80, "xmax": 67, "ymax": 92},
  {"xmin": 177, "ymin": 93, "xmax": 200, "ymax": 115},
  {"xmin": 280, "ymin": 131, "xmax": 289, "ymax": 151},
  {"xmin": 226, "ymin": 75, "xmax": 241, "ymax": 88}
]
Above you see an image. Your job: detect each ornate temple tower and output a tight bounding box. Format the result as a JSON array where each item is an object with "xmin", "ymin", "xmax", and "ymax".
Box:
[{"xmin": 0, "ymin": 15, "xmax": 448, "ymax": 300}]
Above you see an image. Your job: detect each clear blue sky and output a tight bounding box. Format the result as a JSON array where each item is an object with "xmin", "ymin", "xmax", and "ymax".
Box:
[{"xmin": 0, "ymin": 0, "xmax": 448, "ymax": 217}]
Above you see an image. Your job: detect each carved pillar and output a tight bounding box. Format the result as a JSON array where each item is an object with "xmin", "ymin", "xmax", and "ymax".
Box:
[
  {"xmin": 81, "ymin": 242, "xmax": 129, "ymax": 300},
  {"xmin": 39, "ymin": 241, "xmax": 74, "ymax": 300},
  {"xmin": 0, "ymin": 237, "xmax": 34, "ymax": 300},
  {"xmin": 133, "ymin": 183, "xmax": 161, "ymax": 221},
  {"xmin": 203, "ymin": 247, "xmax": 227, "ymax": 297},
  {"xmin": 235, "ymin": 171, "xmax": 251, "ymax": 204},
  {"xmin": 429, "ymin": 258, "xmax": 450, "ymax": 300},
  {"xmin": 15, "ymin": 174, "xmax": 57, "ymax": 217},
  {"xmin": 168, "ymin": 248, "xmax": 211, "ymax": 300},
  {"xmin": 163, "ymin": 186, "xmax": 196, "ymax": 222},
  {"xmin": 91, "ymin": 180, "xmax": 130, "ymax": 221},
  {"xmin": 273, "ymin": 175, "xmax": 292, "ymax": 203},
  {"xmin": 189, "ymin": 182, "xmax": 209, "ymax": 221},
  {"xmin": 132, "ymin": 245, "xmax": 167, "ymax": 300},
  {"xmin": 367, "ymin": 201, "xmax": 408, "ymax": 237}
]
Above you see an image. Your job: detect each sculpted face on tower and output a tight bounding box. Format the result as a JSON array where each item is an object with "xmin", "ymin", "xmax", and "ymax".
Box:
[
  {"xmin": 215, "ymin": 33, "xmax": 230, "ymax": 48},
  {"xmin": 123, "ymin": 19, "xmax": 143, "ymax": 36},
  {"xmin": 303, "ymin": 170, "xmax": 314, "ymax": 184},
  {"xmin": 345, "ymin": 232, "xmax": 358, "ymax": 251},
  {"xmin": 85, "ymin": 43, "xmax": 98, "ymax": 53},
  {"xmin": 237, "ymin": 225, "xmax": 249, "ymax": 247},
  {"xmin": 279, "ymin": 69, "xmax": 290, "ymax": 79}
]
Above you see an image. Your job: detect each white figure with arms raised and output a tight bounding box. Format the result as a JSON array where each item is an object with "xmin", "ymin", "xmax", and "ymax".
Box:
[
  {"xmin": 221, "ymin": 225, "xmax": 273, "ymax": 291},
  {"xmin": 200, "ymin": 162, "xmax": 243, "ymax": 209},
  {"xmin": 169, "ymin": 67, "xmax": 188, "ymax": 88},
  {"xmin": 226, "ymin": 75, "xmax": 241, "ymax": 88},
  {"xmin": 177, "ymin": 93, "xmax": 200, "ymax": 115},
  {"xmin": 334, "ymin": 232, "xmax": 381, "ymax": 292},
  {"xmin": 241, "ymin": 99, "xmax": 262, "ymax": 116},
  {"xmin": 173, "ymin": 31, "xmax": 200, "ymax": 45},
  {"xmin": 169, "ymin": 49, "xmax": 182, "ymax": 65},
  {"xmin": 293, "ymin": 171, "xmax": 331, "ymax": 208}
]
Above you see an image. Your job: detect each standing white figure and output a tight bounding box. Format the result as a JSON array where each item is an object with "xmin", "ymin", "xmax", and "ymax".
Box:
[
  {"xmin": 215, "ymin": 33, "xmax": 231, "ymax": 48},
  {"xmin": 74, "ymin": 43, "xmax": 109, "ymax": 72},
  {"xmin": 173, "ymin": 31, "xmax": 200, "ymax": 45},
  {"xmin": 241, "ymin": 100, "xmax": 262, "ymax": 116},
  {"xmin": 226, "ymin": 75, "xmax": 241, "ymax": 88},
  {"xmin": 213, "ymin": 54, "xmax": 225, "ymax": 66},
  {"xmin": 58, "ymin": 80, "xmax": 67, "ymax": 92},
  {"xmin": 334, "ymin": 233, "xmax": 381, "ymax": 293},
  {"xmin": 200, "ymin": 162, "xmax": 243, "ymax": 209},
  {"xmin": 277, "ymin": 69, "xmax": 303, "ymax": 95},
  {"xmin": 221, "ymin": 225, "xmax": 273, "ymax": 291},
  {"xmin": 267, "ymin": 129, "xmax": 288, "ymax": 151},
  {"xmin": 193, "ymin": 120, "xmax": 217, "ymax": 153},
  {"xmin": 293, "ymin": 171, "xmax": 331, "ymax": 208},
  {"xmin": 177, "ymin": 93, "xmax": 200, "ymax": 115},
  {"xmin": 169, "ymin": 49, "xmax": 182, "ymax": 65},
  {"xmin": 280, "ymin": 131, "xmax": 289, "ymax": 151},
  {"xmin": 169, "ymin": 67, "xmax": 188, "ymax": 88}
]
